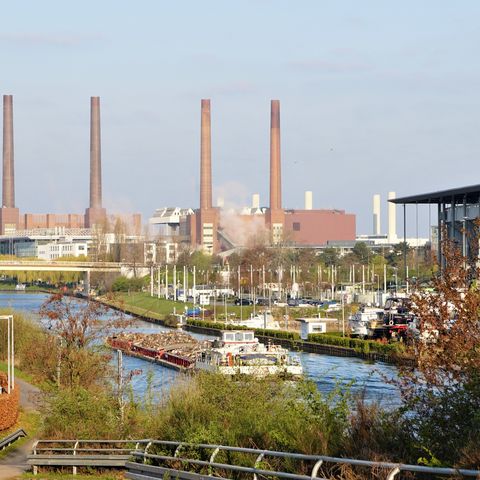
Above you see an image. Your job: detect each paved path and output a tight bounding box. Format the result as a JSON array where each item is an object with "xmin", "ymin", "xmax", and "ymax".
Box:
[{"xmin": 0, "ymin": 378, "xmax": 41, "ymax": 480}]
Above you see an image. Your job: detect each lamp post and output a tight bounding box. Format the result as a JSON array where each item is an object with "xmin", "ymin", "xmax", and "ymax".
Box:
[
  {"xmin": 462, "ymin": 216, "xmax": 469, "ymax": 270},
  {"xmin": 1, "ymin": 315, "xmax": 14, "ymax": 394}
]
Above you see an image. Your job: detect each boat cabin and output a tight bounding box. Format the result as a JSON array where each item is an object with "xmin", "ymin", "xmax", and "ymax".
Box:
[{"xmin": 219, "ymin": 330, "xmax": 257, "ymax": 345}]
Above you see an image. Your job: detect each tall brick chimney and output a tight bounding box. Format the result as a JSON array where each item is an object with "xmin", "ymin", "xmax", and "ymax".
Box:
[
  {"xmin": 200, "ymin": 99, "xmax": 212, "ymax": 210},
  {"xmin": 270, "ymin": 100, "xmax": 281, "ymax": 210},
  {"xmin": 3, "ymin": 95, "xmax": 14, "ymax": 208},
  {"xmin": 90, "ymin": 96, "xmax": 102, "ymax": 209},
  {"xmin": 0, "ymin": 94, "xmax": 19, "ymax": 234},
  {"xmin": 192, "ymin": 99, "xmax": 218, "ymax": 255},
  {"xmin": 266, "ymin": 100, "xmax": 284, "ymax": 242},
  {"xmin": 85, "ymin": 96, "xmax": 106, "ymax": 227}
]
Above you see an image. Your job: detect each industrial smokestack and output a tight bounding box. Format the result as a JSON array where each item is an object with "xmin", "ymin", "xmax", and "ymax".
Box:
[
  {"xmin": 252, "ymin": 193, "xmax": 260, "ymax": 209},
  {"xmin": 89, "ymin": 96, "xmax": 102, "ymax": 209},
  {"xmin": 305, "ymin": 191, "xmax": 313, "ymax": 210},
  {"xmin": 373, "ymin": 194, "xmax": 381, "ymax": 235},
  {"xmin": 2, "ymin": 95, "xmax": 14, "ymax": 208},
  {"xmin": 200, "ymin": 99, "xmax": 212, "ymax": 210},
  {"xmin": 388, "ymin": 191, "xmax": 397, "ymax": 242},
  {"xmin": 269, "ymin": 100, "xmax": 281, "ymax": 210}
]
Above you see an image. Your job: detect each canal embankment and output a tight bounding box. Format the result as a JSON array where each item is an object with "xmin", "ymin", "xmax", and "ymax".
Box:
[{"xmin": 96, "ymin": 295, "xmax": 414, "ymax": 366}]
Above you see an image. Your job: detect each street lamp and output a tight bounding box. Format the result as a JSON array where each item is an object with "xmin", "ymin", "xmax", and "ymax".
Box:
[
  {"xmin": 1, "ymin": 315, "xmax": 14, "ymax": 394},
  {"xmin": 462, "ymin": 216, "xmax": 469, "ymax": 270}
]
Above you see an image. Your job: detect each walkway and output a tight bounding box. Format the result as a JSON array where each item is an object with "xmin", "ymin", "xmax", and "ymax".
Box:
[{"xmin": 0, "ymin": 379, "xmax": 41, "ymax": 480}]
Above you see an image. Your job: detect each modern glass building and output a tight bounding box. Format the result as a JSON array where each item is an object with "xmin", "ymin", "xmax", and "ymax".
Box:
[{"xmin": 391, "ymin": 184, "xmax": 480, "ymax": 268}]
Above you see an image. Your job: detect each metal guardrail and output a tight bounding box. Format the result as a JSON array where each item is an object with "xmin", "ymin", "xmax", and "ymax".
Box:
[
  {"xmin": 127, "ymin": 441, "xmax": 480, "ymax": 480},
  {"xmin": 28, "ymin": 439, "xmax": 480, "ymax": 479},
  {"xmin": 0, "ymin": 429, "xmax": 26, "ymax": 450},
  {"xmin": 28, "ymin": 439, "xmax": 150, "ymax": 475}
]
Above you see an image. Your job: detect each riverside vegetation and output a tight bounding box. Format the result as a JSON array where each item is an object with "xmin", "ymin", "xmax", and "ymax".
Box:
[{"xmin": 1, "ymin": 236, "xmax": 479, "ymax": 472}]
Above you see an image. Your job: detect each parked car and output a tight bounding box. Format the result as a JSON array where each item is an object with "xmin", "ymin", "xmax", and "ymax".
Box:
[
  {"xmin": 256, "ymin": 297, "xmax": 269, "ymax": 306},
  {"xmin": 234, "ymin": 298, "xmax": 253, "ymax": 306}
]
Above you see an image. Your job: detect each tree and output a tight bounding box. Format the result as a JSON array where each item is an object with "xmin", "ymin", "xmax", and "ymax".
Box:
[
  {"xmin": 39, "ymin": 293, "xmax": 129, "ymax": 388},
  {"xmin": 318, "ymin": 248, "xmax": 340, "ymax": 267},
  {"xmin": 397, "ymin": 231, "xmax": 480, "ymax": 467},
  {"xmin": 352, "ymin": 242, "xmax": 370, "ymax": 264}
]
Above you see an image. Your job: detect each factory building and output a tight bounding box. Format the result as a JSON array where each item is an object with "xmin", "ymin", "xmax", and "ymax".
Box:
[
  {"xmin": 150, "ymin": 99, "xmax": 356, "ymax": 255},
  {"xmin": 0, "ymin": 95, "xmax": 141, "ymax": 247},
  {"xmin": 0, "ymin": 227, "xmax": 91, "ymax": 257}
]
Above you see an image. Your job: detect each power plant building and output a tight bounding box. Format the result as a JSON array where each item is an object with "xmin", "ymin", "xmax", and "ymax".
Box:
[
  {"xmin": 0, "ymin": 95, "xmax": 141, "ymax": 235},
  {"xmin": 151, "ymin": 99, "xmax": 356, "ymax": 254}
]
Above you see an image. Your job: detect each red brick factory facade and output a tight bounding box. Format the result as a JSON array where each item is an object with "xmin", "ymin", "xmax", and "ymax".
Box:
[
  {"xmin": 0, "ymin": 95, "xmax": 141, "ymax": 236},
  {"xmin": 187, "ymin": 99, "xmax": 355, "ymax": 253}
]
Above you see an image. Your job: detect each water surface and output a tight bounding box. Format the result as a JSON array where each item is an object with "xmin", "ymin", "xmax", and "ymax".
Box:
[{"xmin": 0, "ymin": 292, "xmax": 399, "ymax": 406}]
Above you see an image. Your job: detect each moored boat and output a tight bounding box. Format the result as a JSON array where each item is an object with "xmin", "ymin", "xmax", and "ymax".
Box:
[
  {"xmin": 348, "ymin": 305, "xmax": 383, "ymax": 338},
  {"xmin": 195, "ymin": 330, "xmax": 303, "ymax": 377}
]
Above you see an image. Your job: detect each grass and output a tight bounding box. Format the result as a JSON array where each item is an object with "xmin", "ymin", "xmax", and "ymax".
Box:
[
  {"xmin": 0, "ymin": 360, "xmax": 37, "ymax": 385},
  {"xmin": 106, "ymin": 291, "xmax": 256, "ymax": 320},
  {"xmin": 0, "ymin": 409, "xmax": 42, "ymax": 460},
  {"xmin": 0, "ymin": 282, "xmax": 54, "ymax": 292}
]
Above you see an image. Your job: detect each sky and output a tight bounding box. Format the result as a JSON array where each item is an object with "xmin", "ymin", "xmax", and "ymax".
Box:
[{"xmin": 2, "ymin": 1, "xmax": 480, "ymax": 237}]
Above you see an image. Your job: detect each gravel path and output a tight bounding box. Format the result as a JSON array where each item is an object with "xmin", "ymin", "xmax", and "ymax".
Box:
[{"xmin": 0, "ymin": 378, "xmax": 41, "ymax": 479}]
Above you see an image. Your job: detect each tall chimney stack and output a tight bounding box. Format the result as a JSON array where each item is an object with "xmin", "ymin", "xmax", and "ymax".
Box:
[
  {"xmin": 270, "ymin": 100, "xmax": 281, "ymax": 210},
  {"xmin": 85, "ymin": 96, "xmax": 106, "ymax": 227},
  {"xmin": 3, "ymin": 95, "xmax": 14, "ymax": 208},
  {"xmin": 252, "ymin": 193, "xmax": 260, "ymax": 209},
  {"xmin": 305, "ymin": 191, "xmax": 313, "ymax": 210},
  {"xmin": 90, "ymin": 96, "xmax": 102, "ymax": 209},
  {"xmin": 200, "ymin": 99, "xmax": 212, "ymax": 210},
  {"xmin": 388, "ymin": 191, "xmax": 397, "ymax": 242},
  {"xmin": 373, "ymin": 194, "xmax": 381, "ymax": 235}
]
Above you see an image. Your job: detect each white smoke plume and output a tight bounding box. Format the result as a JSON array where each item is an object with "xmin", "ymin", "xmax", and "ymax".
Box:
[{"xmin": 215, "ymin": 181, "xmax": 268, "ymax": 247}]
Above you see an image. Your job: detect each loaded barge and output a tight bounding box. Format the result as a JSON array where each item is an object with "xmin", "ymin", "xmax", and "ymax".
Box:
[
  {"xmin": 106, "ymin": 332, "xmax": 206, "ymax": 372},
  {"xmin": 107, "ymin": 330, "xmax": 303, "ymax": 377}
]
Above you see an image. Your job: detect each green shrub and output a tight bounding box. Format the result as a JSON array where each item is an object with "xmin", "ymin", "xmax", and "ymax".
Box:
[
  {"xmin": 186, "ymin": 319, "xmax": 300, "ymax": 340},
  {"xmin": 164, "ymin": 314, "xmax": 179, "ymax": 327},
  {"xmin": 150, "ymin": 373, "xmax": 350, "ymax": 456},
  {"xmin": 307, "ymin": 334, "xmax": 404, "ymax": 356},
  {"xmin": 112, "ymin": 276, "xmax": 145, "ymax": 292}
]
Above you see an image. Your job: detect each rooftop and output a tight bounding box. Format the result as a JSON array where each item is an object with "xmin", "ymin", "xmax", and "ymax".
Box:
[{"xmin": 390, "ymin": 184, "xmax": 480, "ymax": 204}]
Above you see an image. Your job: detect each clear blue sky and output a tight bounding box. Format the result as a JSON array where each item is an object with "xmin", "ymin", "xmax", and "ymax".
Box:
[{"xmin": 2, "ymin": 1, "xmax": 480, "ymax": 236}]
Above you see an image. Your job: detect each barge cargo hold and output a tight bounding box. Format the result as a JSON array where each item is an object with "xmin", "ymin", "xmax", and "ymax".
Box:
[{"xmin": 106, "ymin": 332, "xmax": 205, "ymax": 372}]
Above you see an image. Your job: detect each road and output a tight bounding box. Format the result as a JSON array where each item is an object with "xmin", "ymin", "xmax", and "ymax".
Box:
[{"xmin": 0, "ymin": 378, "xmax": 41, "ymax": 480}]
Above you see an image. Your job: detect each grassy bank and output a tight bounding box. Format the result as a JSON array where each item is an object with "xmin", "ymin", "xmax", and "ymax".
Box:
[
  {"xmin": 0, "ymin": 409, "xmax": 41, "ymax": 459},
  {"xmin": 104, "ymin": 291, "xmax": 256, "ymax": 319},
  {"xmin": 0, "ymin": 360, "xmax": 37, "ymax": 385},
  {"xmin": 100, "ymin": 293, "xmax": 409, "ymax": 362}
]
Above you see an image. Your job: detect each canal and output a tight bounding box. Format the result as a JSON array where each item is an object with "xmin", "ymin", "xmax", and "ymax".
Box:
[{"xmin": 2, "ymin": 292, "xmax": 400, "ymax": 406}]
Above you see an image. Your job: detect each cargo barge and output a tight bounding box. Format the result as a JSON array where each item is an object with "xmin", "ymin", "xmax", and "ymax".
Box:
[{"xmin": 106, "ymin": 332, "xmax": 205, "ymax": 372}]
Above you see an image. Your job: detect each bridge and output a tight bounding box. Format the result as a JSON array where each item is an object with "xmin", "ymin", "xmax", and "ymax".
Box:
[
  {"xmin": 0, "ymin": 260, "xmax": 151, "ymax": 294},
  {"xmin": 0, "ymin": 260, "xmax": 131, "ymax": 273}
]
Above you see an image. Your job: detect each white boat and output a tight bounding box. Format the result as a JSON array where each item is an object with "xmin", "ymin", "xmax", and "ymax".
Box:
[
  {"xmin": 15, "ymin": 283, "xmax": 26, "ymax": 291},
  {"xmin": 348, "ymin": 306, "xmax": 383, "ymax": 338},
  {"xmin": 226, "ymin": 311, "xmax": 280, "ymax": 330},
  {"xmin": 195, "ymin": 330, "xmax": 303, "ymax": 377}
]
